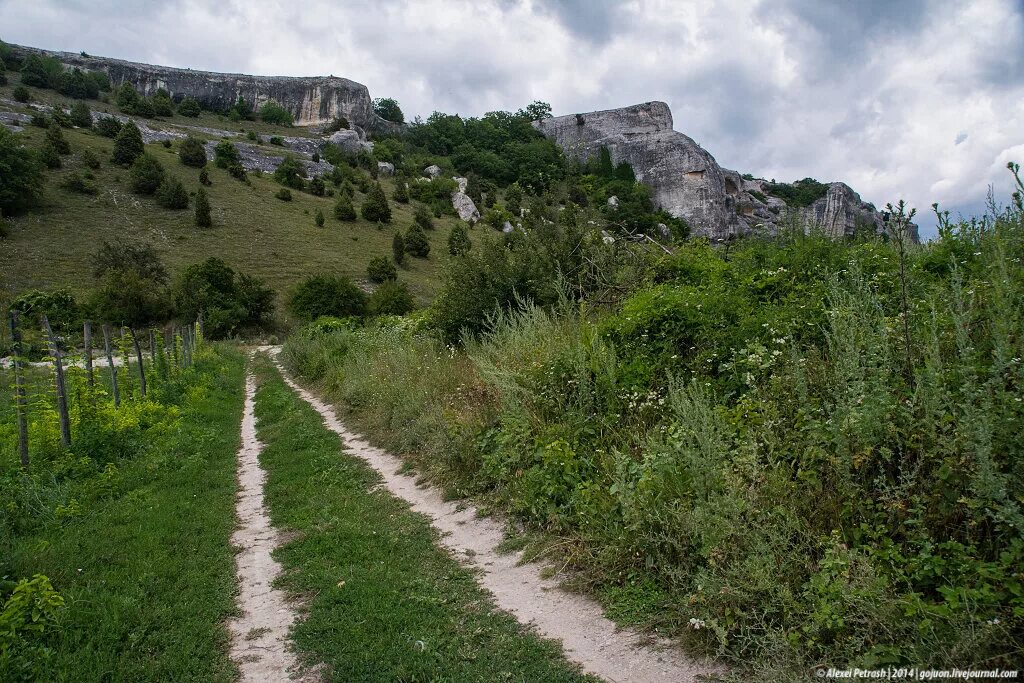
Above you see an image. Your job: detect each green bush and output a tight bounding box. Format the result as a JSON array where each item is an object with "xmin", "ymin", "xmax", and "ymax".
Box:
[
  {"xmin": 314, "ymin": 208, "xmax": 325, "ymax": 227},
  {"xmin": 172, "ymin": 257, "xmax": 274, "ymax": 336},
  {"xmin": 372, "ymin": 97, "xmax": 404, "ymax": 124},
  {"xmin": 45, "ymin": 121, "xmax": 70, "ymax": 155},
  {"xmin": 12, "ymin": 85, "xmax": 29, "ymax": 103},
  {"xmin": 95, "ymin": 116, "xmax": 122, "ymax": 138},
  {"xmin": 289, "ymin": 275, "xmax": 367, "ymax": 321},
  {"xmin": 59, "ymin": 68, "xmax": 99, "ymax": 99},
  {"xmin": 366, "ymin": 256, "xmax": 397, "ymax": 283},
  {"xmin": 308, "ymin": 175, "xmax": 326, "ymax": 196},
  {"xmin": 404, "ymin": 224, "xmax": 430, "ymax": 258},
  {"xmin": 19, "ymin": 54, "xmax": 62, "ymax": 89},
  {"xmin": 414, "ymin": 203, "xmax": 434, "ymax": 230},
  {"xmin": 61, "ymin": 172, "xmax": 99, "ymax": 195},
  {"xmin": 194, "ymin": 188, "xmax": 212, "ymax": 227},
  {"xmin": 361, "ymin": 182, "xmax": 391, "ymax": 223},
  {"xmin": 448, "ymin": 222, "xmax": 471, "ymax": 255},
  {"xmin": 368, "ymin": 280, "xmax": 415, "ymax": 316},
  {"xmin": 392, "ymin": 232, "xmax": 406, "ymax": 265},
  {"xmin": 177, "ymin": 96, "xmax": 201, "ymax": 117},
  {"xmin": 0, "ymin": 127, "xmax": 44, "ymax": 216},
  {"xmin": 764, "ymin": 177, "xmax": 830, "ymax": 208},
  {"xmin": 155, "ymin": 176, "xmax": 189, "ymax": 209},
  {"xmin": 274, "ymin": 188, "xmax": 292, "ymax": 202},
  {"xmin": 213, "ymin": 140, "xmax": 240, "ymax": 168},
  {"xmin": 273, "ymin": 154, "xmax": 305, "ymax": 190},
  {"xmin": 39, "ymin": 142, "xmax": 61, "ymax": 169},
  {"xmin": 151, "ymin": 88, "xmax": 174, "ymax": 117},
  {"xmin": 80, "ymin": 148, "xmax": 100, "ymax": 169},
  {"xmin": 331, "ymin": 193, "xmax": 354, "ymax": 220},
  {"xmin": 393, "ymin": 179, "xmax": 409, "ymax": 203},
  {"xmin": 69, "ymin": 100, "xmax": 92, "ymax": 128},
  {"xmin": 111, "ymin": 120, "xmax": 144, "ymax": 165},
  {"xmin": 269, "ymin": 136, "xmax": 284, "ymax": 146},
  {"xmin": 199, "ymin": 168, "xmax": 211, "ymax": 186},
  {"xmin": 178, "ymin": 137, "xmax": 208, "ymax": 168},
  {"xmin": 259, "ymin": 100, "xmax": 293, "ymax": 126},
  {"xmin": 130, "ymin": 154, "xmax": 165, "ymax": 195}
]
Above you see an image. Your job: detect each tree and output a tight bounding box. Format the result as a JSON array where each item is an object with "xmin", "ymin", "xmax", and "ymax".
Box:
[
  {"xmin": 19, "ymin": 54, "xmax": 63, "ymax": 89},
  {"xmin": 92, "ymin": 241, "xmax": 170, "ymax": 284},
  {"xmin": 130, "ymin": 154, "xmax": 165, "ymax": 195},
  {"xmin": 393, "ymin": 179, "xmax": 409, "ymax": 203},
  {"xmin": 334, "ymin": 193, "xmax": 356, "ymax": 221},
  {"xmin": 0, "ymin": 127, "xmax": 44, "ymax": 216},
  {"xmin": 194, "ymin": 188, "xmax": 212, "ymax": 227},
  {"xmin": 96, "ymin": 116, "xmax": 122, "ymax": 138},
  {"xmin": 151, "ymin": 88, "xmax": 174, "ymax": 117},
  {"xmin": 367, "ymin": 256, "xmax": 397, "ymax": 283},
  {"xmin": 229, "ymin": 95, "xmax": 254, "ymax": 121},
  {"xmin": 465, "ymin": 172, "xmax": 482, "ymax": 205},
  {"xmin": 179, "ymin": 136, "xmax": 208, "ymax": 167},
  {"xmin": 171, "ymin": 257, "xmax": 273, "ymax": 337},
  {"xmin": 448, "ymin": 222, "xmax": 471, "ymax": 255},
  {"xmin": 12, "ymin": 85, "xmax": 29, "ymax": 103},
  {"xmin": 373, "ymin": 97, "xmax": 404, "ymax": 124},
  {"xmin": 259, "ymin": 100, "xmax": 293, "ymax": 126},
  {"xmin": 413, "ymin": 203, "xmax": 434, "ymax": 230},
  {"xmin": 155, "ymin": 176, "xmax": 189, "ymax": 209},
  {"xmin": 199, "ymin": 168, "xmax": 211, "ymax": 186},
  {"xmin": 89, "ymin": 241, "xmax": 172, "ymax": 337},
  {"xmin": 40, "ymin": 142, "xmax": 61, "ymax": 169},
  {"xmin": 289, "ymin": 275, "xmax": 367, "ymax": 321},
  {"xmin": 112, "ymin": 120, "xmax": 145, "ymax": 166},
  {"xmin": 517, "ymin": 100, "xmax": 553, "ymax": 121},
  {"xmin": 361, "ymin": 182, "xmax": 392, "ymax": 223},
  {"xmin": 70, "ymin": 100, "xmax": 92, "ymax": 128},
  {"xmin": 404, "ymin": 224, "xmax": 430, "ymax": 258},
  {"xmin": 368, "ymin": 280, "xmax": 414, "ymax": 316},
  {"xmin": 392, "ymin": 232, "xmax": 406, "ymax": 265},
  {"xmin": 315, "ymin": 208, "xmax": 325, "ymax": 227},
  {"xmin": 46, "ymin": 121, "xmax": 70, "ymax": 154},
  {"xmin": 308, "ymin": 175, "xmax": 326, "ymax": 196},
  {"xmin": 59, "ymin": 68, "xmax": 99, "ymax": 99},
  {"xmin": 178, "ymin": 96, "xmax": 201, "ymax": 117},
  {"xmin": 213, "ymin": 140, "xmax": 241, "ymax": 169},
  {"xmin": 116, "ymin": 83, "xmax": 142, "ymax": 112}
]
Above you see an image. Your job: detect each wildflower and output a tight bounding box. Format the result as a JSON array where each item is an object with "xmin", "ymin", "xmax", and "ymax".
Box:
[{"xmin": 688, "ymin": 617, "xmax": 706, "ymax": 630}]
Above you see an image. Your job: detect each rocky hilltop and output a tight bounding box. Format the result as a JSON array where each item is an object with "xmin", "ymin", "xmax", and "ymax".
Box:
[
  {"xmin": 8, "ymin": 43, "xmax": 399, "ymax": 133},
  {"xmin": 535, "ymin": 101, "xmax": 914, "ymax": 241}
]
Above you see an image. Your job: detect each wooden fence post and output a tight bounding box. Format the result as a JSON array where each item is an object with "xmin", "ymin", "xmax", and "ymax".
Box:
[
  {"xmin": 42, "ymin": 314, "xmax": 72, "ymax": 449},
  {"xmin": 102, "ymin": 323, "xmax": 119, "ymax": 407},
  {"xmin": 83, "ymin": 320, "xmax": 94, "ymax": 388},
  {"xmin": 9, "ymin": 312, "xmax": 29, "ymax": 468},
  {"xmin": 130, "ymin": 328, "xmax": 147, "ymax": 397}
]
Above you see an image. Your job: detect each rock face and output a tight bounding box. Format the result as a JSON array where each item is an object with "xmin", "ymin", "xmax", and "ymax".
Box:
[
  {"xmin": 8, "ymin": 43, "xmax": 401, "ymax": 132},
  {"xmin": 535, "ymin": 101, "xmax": 912, "ymax": 241}
]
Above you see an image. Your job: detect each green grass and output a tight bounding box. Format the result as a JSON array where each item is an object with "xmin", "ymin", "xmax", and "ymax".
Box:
[
  {"xmin": 0, "ymin": 345, "xmax": 246, "ymax": 681},
  {"xmin": 250, "ymin": 354, "xmax": 595, "ymax": 682},
  {"xmin": 1, "ymin": 74, "xmax": 461, "ymax": 323}
]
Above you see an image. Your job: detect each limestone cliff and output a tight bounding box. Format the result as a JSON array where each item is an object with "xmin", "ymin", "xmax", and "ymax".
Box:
[
  {"xmin": 535, "ymin": 101, "xmax": 912, "ymax": 241},
  {"xmin": 8, "ymin": 44, "xmax": 399, "ymax": 132}
]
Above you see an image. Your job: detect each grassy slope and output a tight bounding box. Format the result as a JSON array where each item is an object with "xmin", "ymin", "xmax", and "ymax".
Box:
[
  {"xmin": 0, "ymin": 346, "xmax": 246, "ymax": 681},
  {"xmin": 0, "ymin": 74, "xmax": 459, "ymax": 322},
  {"xmin": 251, "ymin": 354, "xmax": 595, "ymax": 682}
]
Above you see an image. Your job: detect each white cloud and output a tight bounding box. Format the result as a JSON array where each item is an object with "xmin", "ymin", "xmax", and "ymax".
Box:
[{"xmin": 2, "ymin": 0, "xmax": 1021, "ymax": 237}]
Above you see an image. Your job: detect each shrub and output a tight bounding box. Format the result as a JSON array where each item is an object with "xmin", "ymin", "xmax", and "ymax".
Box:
[
  {"xmin": 333, "ymin": 193, "xmax": 356, "ymax": 220},
  {"xmin": 308, "ymin": 175, "xmax": 326, "ymax": 196},
  {"xmin": 177, "ymin": 96, "xmax": 201, "ymax": 117},
  {"xmin": 161, "ymin": 139, "xmax": 172, "ymax": 148},
  {"xmin": 368, "ymin": 280, "xmax": 415, "ymax": 316},
  {"xmin": 213, "ymin": 140, "xmax": 240, "ymax": 168},
  {"xmin": 764, "ymin": 177, "xmax": 830, "ymax": 208},
  {"xmin": 19, "ymin": 54, "xmax": 63, "ymax": 89},
  {"xmin": 155, "ymin": 176, "xmax": 189, "ymax": 209},
  {"xmin": 111, "ymin": 120, "xmax": 144, "ymax": 165},
  {"xmin": 172, "ymin": 257, "xmax": 274, "ymax": 336},
  {"xmin": 0, "ymin": 127, "xmax": 44, "ymax": 216},
  {"xmin": 275, "ymin": 188, "xmax": 293, "ymax": 201},
  {"xmin": 40, "ymin": 142, "xmax": 61, "ymax": 169},
  {"xmin": 59, "ymin": 68, "xmax": 99, "ymax": 99},
  {"xmin": 46, "ymin": 121, "xmax": 70, "ymax": 154},
  {"xmin": 130, "ymin": 153, "xmax": 165, "ymax": 195},
  {"xmin": 151, "ymin": 88, "xmax": 174, "ymax": 117},
  {"xmin": 391, "ymin": 233, "xmax": 407, "ymax": 266},
  {"xmin": 12, "ymin": 85, "xmax": 29, "ymax": 102},
  {"xmin": 81, "ymin": 148, "xmax": 100, "ymax": 169},
  {"xmin": 259, "ymin": 100, "xmax": 293, "ymax": 126},
  {"xmin": 274, "ymin": 154, "xmax": 306, "ymax": 190},
  {"xmin": 194, "ymin": 188, "xmax": 212, "ymax": 227},
  {"xmin": 448, "ymin": 222, "xmax": 471, "ymax": 255},
  {"xmin": 404, "ymin": 224, "xmax": 430, "ymax": 258},
  {"xmin": 229, "ymin": 95, "xmax": 254, "ymax": 121},
  {"xmin": 269, "ymin": 136, "xmax": 284, "ymax": 146},
  {"xmin": 227, "ymin": 163, "xmax": 247, "ymax": 181},
  {"xmin": 414, "ymin": 203, "xmax": 434, "ymax": 230},
  {"xmin": 361, "ymin": 182, "xmax": 392, "ymax": 223},
  {"xmin": 61, "ymin": 172, "xmax": 99, "ymax": 195},
  {"xmin": 372, "ymin": 97, "xmax": 404, "ymax": 124},
  {"xmin": 315, "ymin": 208, "xmax": 325, "ymax": 227},
  {"xmin": 29, "ymin": 113, "xmax": 49, "ymax": 128},
  {"xmin": 367, "ymin": 256, "xmax": 398, "ymax": 283},
  {"xmin": 178, "ymin": 136, "xmax": 208, "ymax": 168},
  {"xmin": 115, "ymin": 82, "xmax": 141, "ymax": 112},
  {"xmin": 95, "ymin": 115, "xmax": 122, "ymax": 138},
  {"xmin": 69, "ymin": 100, "xmax": 92, "ymax": 128},
  {"xmin": 393, "ymin": 180, "xmax": 409, "ymax": 203},
  {"xmin": 289, "ymin": 275, "xmax": 366, "ymax": 321},
  {"xmin": 199, "ymin": 168, "xmax": 211, "ymax": 186}
]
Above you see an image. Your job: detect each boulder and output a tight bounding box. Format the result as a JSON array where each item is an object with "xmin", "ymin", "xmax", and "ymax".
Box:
[
  {"xmin": 607, "ymin": 195, "xmax": 619, "ymax": 208},
  {"xmin": 424, "ymin": 164, "xmax": 442, "ymax": 179},
  {"xmin": 377, "ymin": 161, "xmax": 395, "ymax": 176},
  {"xmin": 327, "ymin": 128, "xmax": 373, "ymax": 155},
  {"xmin": 452, "ymin": 191, "xmax": 480, "ymax": 223}
]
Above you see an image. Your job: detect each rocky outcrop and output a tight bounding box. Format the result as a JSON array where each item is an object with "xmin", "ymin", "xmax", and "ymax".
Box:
[
  {"xmin": 535, "ymin": 101, "xmax": 912, "ymax": 241},
  {"xmin": 8, "ymin": 43, "xmax": 401, "ymax": 132},
  {"xmin": 451, "ymin": 177, "xmax": 480, "ymax": 223}
]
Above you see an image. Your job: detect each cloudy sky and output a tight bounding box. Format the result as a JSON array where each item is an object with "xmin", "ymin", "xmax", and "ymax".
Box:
[{"xmin": 3, "ymin": 0, "xmax": 1023, "ymax": 237}]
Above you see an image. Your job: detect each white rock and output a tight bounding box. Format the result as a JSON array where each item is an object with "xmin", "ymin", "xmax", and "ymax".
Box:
[
  {"xmin": 607, "ymin": 195, "xmax": 619, "ymax": 208},
  {"xmin": 451, "ymin": 191, "xmax": 480, "ymax": 223},
  {"xmin": 377, "ymin": 161, "xmax": 395, "ymax": 176},
  {"xmin": 424, "ymin": 164, "xmax": 442, "ymax": 179}
]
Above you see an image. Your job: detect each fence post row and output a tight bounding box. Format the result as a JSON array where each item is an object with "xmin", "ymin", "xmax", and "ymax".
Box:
[
  {"xmin": 41, "ymin": 315, "xmax": 72, "ymax": 449},
  {"xmin": 102, "ymin": 323, "xmax": 120, "ymax": 407},
  {"xmin": 9, "ymin": 311, "xmax": 30, "ymax": 468}
]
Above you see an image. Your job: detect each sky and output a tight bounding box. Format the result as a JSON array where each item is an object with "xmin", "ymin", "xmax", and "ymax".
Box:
[{"xmin": 2, "ymin": 0, "xmax": 1023, "ymax": 238}]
